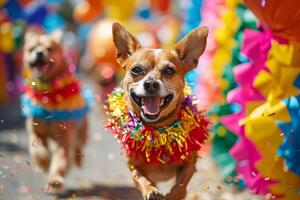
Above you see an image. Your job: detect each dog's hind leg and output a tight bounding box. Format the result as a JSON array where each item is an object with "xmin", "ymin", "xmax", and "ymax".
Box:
[{"xmin": 75, "ymin": 116, "xmax": 88, "ymax": 167}]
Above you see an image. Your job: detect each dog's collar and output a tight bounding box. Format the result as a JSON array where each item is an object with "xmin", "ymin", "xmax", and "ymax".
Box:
[
  {"xmin": 21, "ymin": 68, "xmax": 93, "ymax": 122},
  {"xmin": 105, "ymin": 87, "xmax": 210, "ymax": 164}
]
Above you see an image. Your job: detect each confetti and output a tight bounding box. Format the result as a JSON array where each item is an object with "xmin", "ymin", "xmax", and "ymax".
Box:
[
  {"xmin": 107, "ymin": 153, "xmax": 115, "ymax": 160},
  {"xmin": 13, "ymin": 155, "xmax": 22, "ymax": 164},
  {"xmin": 202, "ymin": 185, "xmax": 210, "ymax": 191},
  {"xmin": 93, "ymin": 132, "xmax": 102, "ymax": 141},
  {"xmin": 19, "ymin": 186, "xmax": 30, "ymax": 193},
  {"xmin": 26, "ymin": 160, "xmax": 31, "ymax": 166},
  {"xmin": 267, "ymin": 112, "xmax": 276, "ymax": 117}
]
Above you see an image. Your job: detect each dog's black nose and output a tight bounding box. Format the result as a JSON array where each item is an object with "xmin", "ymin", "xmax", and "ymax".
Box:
[
  {"xmin": 144, "ymin": 79, "xmax": 160, "ymax": 93},
  {"xmin": 36, "ymin": 50, "xmax": 44, "ymax": 62}
]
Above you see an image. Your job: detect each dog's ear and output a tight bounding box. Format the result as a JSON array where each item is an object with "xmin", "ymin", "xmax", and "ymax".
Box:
[
  {"xmin": 24, "ymin": 26, "xmax": 43, "ymax": 43},
  {"xmin": 173, "ymin": 26, "xmax": 208, "ymax": 72},
  {"xmin": 112, "ymin": 22, "xmax": 141, "ymax": 67},
  {"xmin": 50, "ymin": 29, "xmax": 63, "ymax": 44}
]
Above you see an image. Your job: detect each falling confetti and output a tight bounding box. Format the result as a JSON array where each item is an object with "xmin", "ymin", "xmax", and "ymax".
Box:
[
  {"xmin": 26, "ymin": 160, "xmax": 31, "ymax": 166},
  {"xmin": 267, "ymin": 112, "xmax": 276, "ymax": 117},
  {"xmin": 93, "ymin": 132, "xmax": 102, "ymax": 141},
  {"xmin": 202, "ymin": 185, "xmax": 210, "ymax": 191},
  {"xmin": 13, "ymin": 155, "xmax": 22, "ymax": 164},
  {"xmin": 107, "ymin": 153, "xmax": 115, "ymax": 160},
  {"xmin": 19, "ymin": 186, "xmax": 30, "ymax": 193}
]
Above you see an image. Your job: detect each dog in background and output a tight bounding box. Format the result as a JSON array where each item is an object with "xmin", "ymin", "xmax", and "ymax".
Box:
[
  {"xmin": 110, "ymin": 23, "xmax": 209, "ymax": 200},
  {"xmin": 22, "ymin": 28, "xmax": 90, "ymax": 192}
]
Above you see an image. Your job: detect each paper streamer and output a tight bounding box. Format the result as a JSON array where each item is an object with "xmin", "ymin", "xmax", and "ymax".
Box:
[
  {"xmin": 222, "ymin": 28, "xmax": 273, "ymax": 194},
  {"xmin": 208, "ymin": 1, "xmax": 258, "ymax": 186},
  {"xmin": 243, "ymin": 40, "xmax": 300, "ymax": 199}
]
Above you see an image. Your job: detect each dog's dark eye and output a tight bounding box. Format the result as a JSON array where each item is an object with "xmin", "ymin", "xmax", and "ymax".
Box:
[
  {"xmin": 162, "ymin": 66, "xmax": 176, "ymax": 76},
  {"xmin": 47, "ymin": 47, "xmax": 53, "ymax": 52},
  {"xmin": 131, "ymin": 66, "xmax": 144, "ymax": 76}
]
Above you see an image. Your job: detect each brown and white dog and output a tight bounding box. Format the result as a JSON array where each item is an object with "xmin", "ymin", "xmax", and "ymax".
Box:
[
  {"xmin": 112, "ymin": 23, "xmax": 208, "ymax": 200},
  {"xmin": 22, "ymin": 29, "xmax": 88, "ymax": 192}
]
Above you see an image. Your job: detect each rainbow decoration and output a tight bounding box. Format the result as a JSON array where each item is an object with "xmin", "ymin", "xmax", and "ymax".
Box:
[
  {"xmin": 197, "ymin": 0, "xmax": 300, "ymax": 198},
  {"xmin": 21, "ymin": 68, "xmax": 92, "ymax": 122},
  {"xmin": 105, "ymin": 87, "xmax": 209, "ymax": 165}
]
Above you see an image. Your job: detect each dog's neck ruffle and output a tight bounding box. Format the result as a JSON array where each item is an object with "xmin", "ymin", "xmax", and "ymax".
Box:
[
  {"xmin": 21, "ymin": 69, "xmax": 92, "ymax": 122},
  {"xmin": 105, "ymin": 87, "xmax": 210, "ymax": 165}
]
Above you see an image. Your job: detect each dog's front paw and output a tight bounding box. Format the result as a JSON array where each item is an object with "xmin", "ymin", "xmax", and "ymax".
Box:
[
  {"xmin": 46, "ymin": 175, "xmax": 64, "ymax": 193},
  {"xmin": 145, "ymin": 190, "xmax": 164, "ymax": 200}
]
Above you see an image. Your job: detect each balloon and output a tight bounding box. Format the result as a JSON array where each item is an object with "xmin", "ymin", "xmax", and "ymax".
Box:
[
  {"xmin": 244, "ymin": 0, "xmax": 300, "ymax": 42},
  {"xmin": 180, "ymin": 0, "xmax": 203, "ymax": 38},
  {"xmin": 3, "ymin": 0, "xmax": 24, "ymax": 20},
  {"xmin": 127, "ymin": 18, "xmax": 159, "ymax": 48},
  {"xmin": 0, "ymin": 22, "xmax": 15, "ymax": 53},
  {"xmin": 43, "ymin": 13, "xmax": 65, "ymax": 33},
  {"xmin": 73, "ymin": 0, "xmax": 103, "ymax": 23},
  {"xmin": 104, "ymin": 0, "xmax": 136, "ymax": 21},
  {"xmin": 0, "ymin": 54, "xmax": 8, "ymax": 104},
  {"xmin": 24, "ymin": 2, "xmax": 48, "ymax": 25},
  {"xmin": 137, "ymin": 6, "xmax": 151, "ymax": 19},
  {"xmin": 150, "ymin": 0, "xmax": 171, "ymax": 13},
  {"xmin": 0, "ymin": 0, "xmax": 7, "ymax": 6},
  {"xmin": 87, "ymin": 20, "xmax": 119, "ymax": 68},
  {"xmin": 18, "ymin": 0, "xmax": 33, "ymax": 8},
  {"xmin": 13, "ymin": 20, "xmax": 26, "ymax": 49},
  {"xmin": 152, "ymin": 15, "xmax": 180, "ymax": 49}
]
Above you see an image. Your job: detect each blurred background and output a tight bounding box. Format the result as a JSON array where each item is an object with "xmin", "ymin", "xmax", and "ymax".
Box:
[{"xmin": 1, "ymin": 0, "xmax": 300, "ymax": 199}]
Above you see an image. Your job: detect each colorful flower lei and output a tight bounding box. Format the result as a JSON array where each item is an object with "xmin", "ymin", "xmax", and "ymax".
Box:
[{"xmin": 105, "ymin": 87, "xmax": 210, "ymax": 165}]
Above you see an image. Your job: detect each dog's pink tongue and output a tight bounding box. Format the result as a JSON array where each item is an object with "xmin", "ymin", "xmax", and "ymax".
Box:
[{"xmin": 142, "ymin": 96, "xmax": 161, "ymax": 115}]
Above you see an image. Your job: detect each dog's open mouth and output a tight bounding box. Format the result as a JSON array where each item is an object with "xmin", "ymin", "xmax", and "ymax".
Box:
[
  {"xmin": 131, "ymin": 91, "xmax": 173, "ymax": 121},
  {"xmin": 31, "ymin": 59, "xmax": 54, "ymax": 78}
]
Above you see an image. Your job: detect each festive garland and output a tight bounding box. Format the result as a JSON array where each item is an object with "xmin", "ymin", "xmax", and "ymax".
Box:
[
  {"xmin": 206, "ymin": 0, "xmax": 258, "ymax": 186},
  {"xmin": 217, "ymin": 13, "xmax": 300, "ymax": 200},
  {"xmin": 21, "ymin": 68, "xmax": 92, "ymax": 122},
  {"xmin": 105, "ymin": 87, "xmax": 210, "ymax": 165},
  {"xmin": 221, "ymin": 28, "xmax": 273, "ymax": 194}
]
